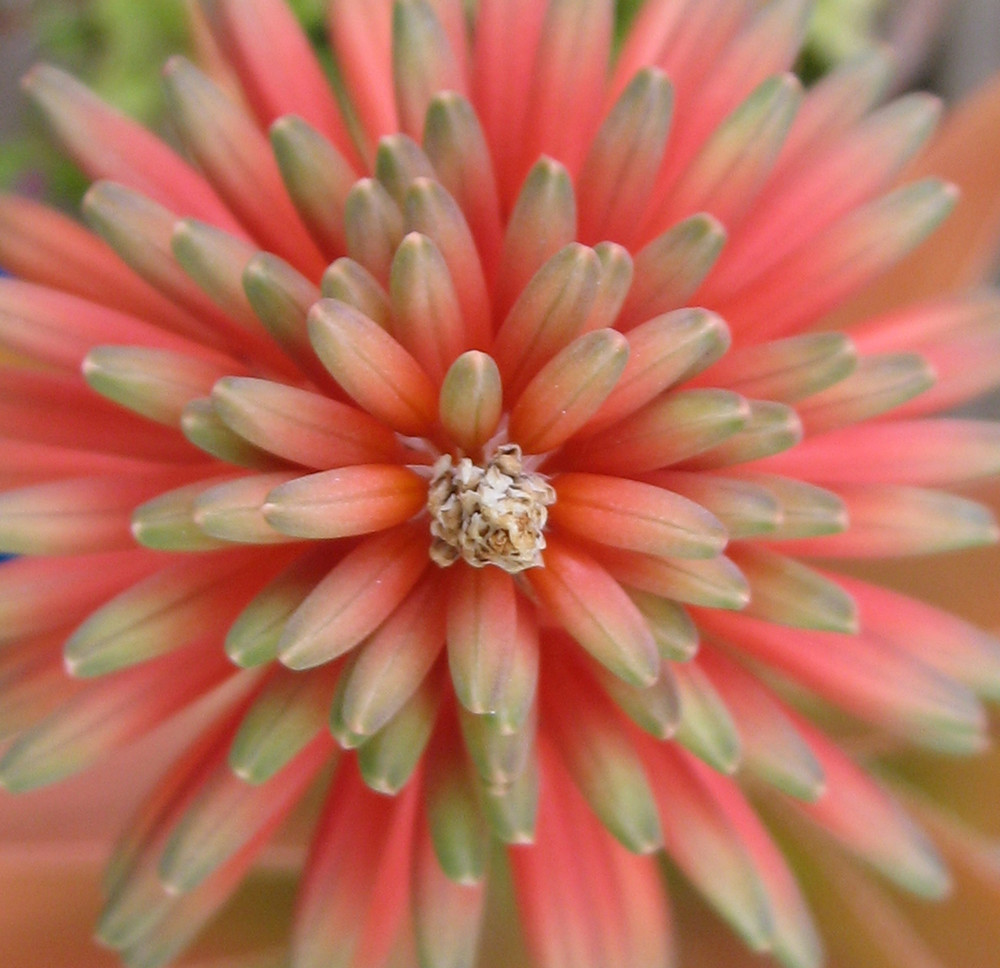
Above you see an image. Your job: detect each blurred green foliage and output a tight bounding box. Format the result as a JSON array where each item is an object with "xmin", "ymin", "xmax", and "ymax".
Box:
[
  {"xmin": 1, "ymin": 0, "xmax": 189, "ymax": 201},
  {"xmin": 800, "ymin": 0, "xmax": 888, "ymax": 83}
]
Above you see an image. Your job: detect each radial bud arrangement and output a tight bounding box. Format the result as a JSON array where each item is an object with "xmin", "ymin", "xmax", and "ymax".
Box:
[{"xmin": 1, "ymin": 1, "xmax": 1000, "ymax": 967}]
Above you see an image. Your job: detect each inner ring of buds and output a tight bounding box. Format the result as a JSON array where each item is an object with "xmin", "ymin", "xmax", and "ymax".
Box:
[{"xmin": 426, "ymin": 444, "xmax": 557, "ymax": 573}]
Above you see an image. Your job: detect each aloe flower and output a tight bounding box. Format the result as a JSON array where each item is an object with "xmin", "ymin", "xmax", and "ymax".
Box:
[{"xmin": 2, "ymin": 1, "xmax": 1000, "ymax": 966}]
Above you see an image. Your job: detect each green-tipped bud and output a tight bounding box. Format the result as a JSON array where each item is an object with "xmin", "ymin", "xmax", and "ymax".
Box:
[
  {"xmin": 731, "ymin": 546, "xmax": 858, "ymax": 633},
  {"xmin": 271, "ymin": 114, "xmax": 358, "ymax": 259},
  {"xmin": 800, "ymin": 352, "xmax": 936, "ymax": 433},
  {"xmin": 459, "ymin": 705, "xmax": 536, "ymax": 788},
  {"xmin": 243, "ymin": 252, "xmax": 323, "ymax": 379},
  {"xmin": 692, "ymin": 399, "xmax": 803, "ymax": 469},
  {"xmin": 321, "ymin": 258, "xmax": 392, "ymax": 330},
  {"xmin": 375, "ymin": 132, "xmax": 436, "ymax": 207},
  {"xmin": 390, "ymin": 231, "xmax": 466, "ymax": 381},
  {"xmin": 673, "ymin": 663, "xmax": 742, "ymax": 774},
  {"xmin": 509, "ymin": 328, "xmax": 630, "ymax": 454},
  {"xmin": 569, "ymin": 389, "xmax": 750, "ymax": 475},
  {"xmin": 225, "ymin": 552, "xmax": 329, "ymax": 668},
  {"xmin": 479, "ymin": 758, "xmax": 539, "ymax": 844},
  {"xmin": 196, "ymin": 473, "xmax": 300, "ymax": 545},
  {"xmin": 229, "ymin": 670, "xmax": 334, "ymax": 784},
  {"xmin": 425, "ymin": 736, "xmax": 490, "ymax": 884},
  {"xmin": 494, "ymin": 242, "xmax": 601, "ymax": 397},
  {"xmin": 627, "ymin": 590, "xmax": 700, "ymax": 661},
  {"xmin": 83, "ymin": 345, "xmax": 232, "ymax": 426},
  {"xmin": 651, "ymin": 470, "xmax": 782, "ymax": 539},
  {"xmin": 132, "ymin": 479, "xmax": 236, "ymax": 552},
  {"xmin": 495, "ymin": 157, "xmax": 577, "ymax": 318},
  {"xmin": 751, "ymin": 474, "xmax": 849, "ymax": 539},
  {"xmin": 343, "ymin": 178, "xmax": 405, "ymax": 284},
  {"xmin": 439, "ymin": 351, "xmax": 503, "ymax": 453},
  {"xmin": 172, "ymin": 219, "xmax": 258, "ymax": 326},
  {"xmin": 593, "ymin": 660, "xmax": 681, "ymax": 740},
  {"xmin": 715, "ymin": 332, "xmax": 858, "ymax": 403},
  {"xmin": 181, "ymin": 398, "xmax": 282, "ymax": 469},
  {"xmin": 357, "ymin": 676, "xmax": 441, "ymax": 794},
  {"xmin": 620, "ymin": 214, "xmax": 726, "ymax": 328}
]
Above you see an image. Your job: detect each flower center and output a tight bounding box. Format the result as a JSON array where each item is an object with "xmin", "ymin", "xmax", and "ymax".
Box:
[{"xmin": 426, "ymin": 443, "xmax": 557, "ymax": 573}]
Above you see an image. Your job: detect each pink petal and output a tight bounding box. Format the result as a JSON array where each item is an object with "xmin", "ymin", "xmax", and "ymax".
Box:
[
  {"xmin": 832, "ymin": 70, "xmax": 1000, "ymax": 319},
  {"xmin": 834, "ymin": 575, "xmax": 1000, "ymax": 701},
  {"xmin": 770, "ymin": 49, "xmax": 892, "ymax": 179},
  {"xmin": 162, "ymin": 57, "xmax": 326, "ymax": 275},
  {"xmin": 0, "ymin": 468, "xmax": 204, "ymax": 556},
  {"xmin": 510, "ymin": 740, "xmax": 673, "ymax": 968},
  {"xmin": 0, "ymin": 549, "xmax": 161, "ymax": 645},
  {"xmin": 293, "ymin": 762, "xmax": 418, "ymax": 968},
  {"xmin": 526, "ymin": 535, "xmax": 658, "ymax": 687},
  {"xmin": 0, "ymin": 279, "xmax": 231, "ymax": 375},
  {"xmin": 788, "ymin": 715, "xmax": 950, "ymax": 898},
  {"xmin": 392, "ymin": 0, "xmax": 467, "ymax": 139},
  {"xmin": 756, "ymin": 419, "xmax": 1000, "ymax": 485},
  {"xmin": 0, "ymin": 632, "xmax": 83, "ymax": 740},
  {"xmin": 697, "ymin": 607, "xmax": 986, "ymax": 754},
  {"xmin": 446, "ymin": 565, "xmax": 518, "ymax": 715},
  {"xmin": 22, "ymin": 64, "xmax": 241, "ymax": 232},
  {"xmin": 0, "ymin": 366, "xmax": 202, "ymax": 464},
  {"xmin": 692, "ymin": 754, "xmax": 824, "ymax": 968},
  {"xmin": 328, "ymin": 0, "xmax": 397, "ymax": 155},
  {"xmin": 550, "ymin": 472, "xmax": 727, "ymax": 559},
  {"xmin": 517, "ymin": 0, "xmax": 613, "ymax": 181},
  {"xmin": 209, "ymin": 0, "xmax": 362, "ymax": 169},
  {"xmin": 278, "ymin": 523, "xmax": 430, "ymax": 670},
  {"xmin": 709, "ymin": 92, "xmax": 940, "ymax": 300},
  {"xmin": 471, "ymin": 0, "xmax": 547, "ymax": 206},
  {"xmin": 159, "ymin": 732, "xmax": 332, "ymax": 892},
  {"xmin": 714, "ymin": 180, "xmax": 957, "ymax": 345},
  {"xmin": 0, "ymin": 642, "xmax": 236, "ymax": 793},
  {"xmin": 852, "ymin": 292, "xmax": 1000, "ymax": 417},
  {"xmin": 308, "ymin": 298, "xmax": 438, "ymax": 436},
  {"xmin": 637, "ymin": 735, "xmax": 774, "ymax": 951},
  {"xmin": 0, "ymin": 194, "xmax": 209, "ymax": 339}
]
